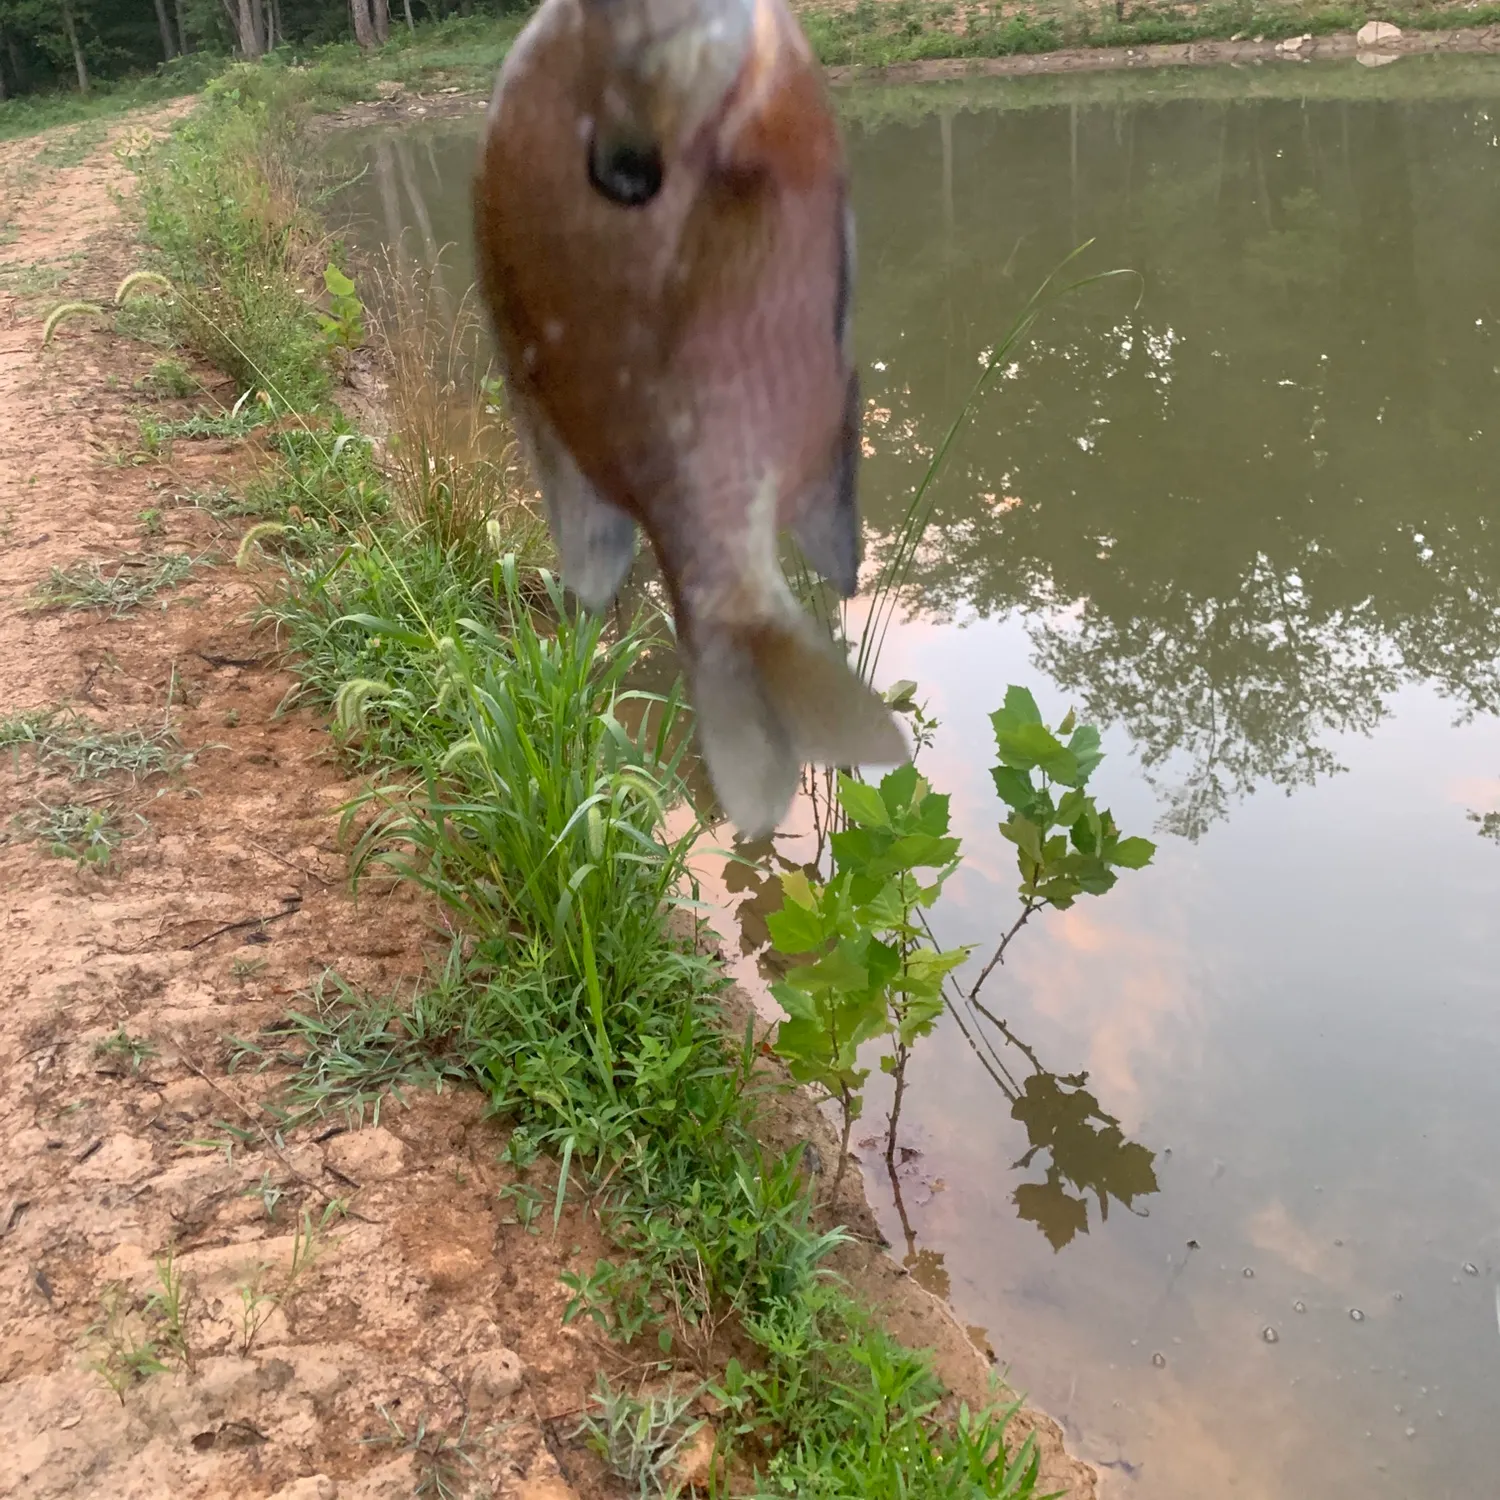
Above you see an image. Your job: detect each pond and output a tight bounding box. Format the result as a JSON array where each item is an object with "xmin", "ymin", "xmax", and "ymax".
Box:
[{"xmin": 329, "ymin": 56, "xmax": 1500, "ymax": 1499}]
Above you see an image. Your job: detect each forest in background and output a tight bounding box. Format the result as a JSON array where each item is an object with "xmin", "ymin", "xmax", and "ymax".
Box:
[{"xmin": 0, "ymin": 0, "xmax": 527, "ymax": 100}]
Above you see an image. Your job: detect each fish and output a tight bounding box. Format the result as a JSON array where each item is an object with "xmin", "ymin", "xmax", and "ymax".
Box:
[{"xmin": 472, "ymin": 0, "xmax": 907, "ymax": 839}]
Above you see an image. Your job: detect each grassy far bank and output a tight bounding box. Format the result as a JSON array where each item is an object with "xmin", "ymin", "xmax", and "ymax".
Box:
[
  {"xmin": 6, "ymin": 0, "xmax": 1500, "ymax": 144},
  {"xmin": 106, "ymin": 70, "xmax": 1064, "ymax": 1496}
]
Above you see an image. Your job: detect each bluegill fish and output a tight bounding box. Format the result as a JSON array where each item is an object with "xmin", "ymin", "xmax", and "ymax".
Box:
[{"xmin": 473, "ymin": 0, "xmax": 906, "ymax": 837}]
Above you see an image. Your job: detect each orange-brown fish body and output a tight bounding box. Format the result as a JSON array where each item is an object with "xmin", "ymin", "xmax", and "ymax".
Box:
[{"xmin": 474, "ymin": 0, "xmax": 904, "ymax": 836}]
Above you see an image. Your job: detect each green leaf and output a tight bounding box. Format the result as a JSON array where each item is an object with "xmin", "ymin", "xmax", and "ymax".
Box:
[
  {"xmin": 778, "ymin": 869, "xmax": 817, "ymax": 910},
  {"xmin": 1055, "ymin": 788, "xmax": 1088, "ymax": 827},
  {"xmin": 997, "ymin": 721, "xmax": 1078, "ymax": 784},
  {"xmin": 1057, "ymin": 707, "xmax": 1077, "ymax": 736},
  {"xmin": 765, "ymin": 896, "xmax": 826, "ymax": 955},
  {"xmin": 1111, "ymin": 836, "xmax": 1156, "ymax": 870},
  {"xmin": 838, "ymin": 776, "xmax": 891, "ymax": 829},
  {"xmin": 323, "ymin": 264, "xmax": 356, "ymax": 297},
  {"xmin": 883, "ymin": 679, "xmax": 919, "ymax": 712},
  {"xmin": 1068, "ymin": 724, "xmax": 1104, "ymax": 783},
  {"xmin": 1000, "ymin": 815, "xmax": 1042, "ymax": 864},
  {"xmin": 991, "ymin": 765, "xmax": 1035, "ymax": 810},
  {"xmin": 991, "ymin": 685, "xmax": 1044, "ymax": 740},
  {"xmin": 878, "ymin": 762, "xmax": 920, "ymax": 816}
]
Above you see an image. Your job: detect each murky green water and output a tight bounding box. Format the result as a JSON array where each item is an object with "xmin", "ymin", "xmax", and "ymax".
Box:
[{"xmin": 332, "ymin": 59, "xmax": 1500, "ymax": 1498}]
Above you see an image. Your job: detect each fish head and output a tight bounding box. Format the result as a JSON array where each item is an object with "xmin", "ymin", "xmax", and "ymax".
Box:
[{"xmin": 577, "ymin": 0, "xmax": 759, "ymax": 204}]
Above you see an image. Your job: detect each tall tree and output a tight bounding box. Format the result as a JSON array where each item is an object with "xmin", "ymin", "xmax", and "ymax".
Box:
[
  {"xmin": 153, "ymin": 0, "xmax": 177, "ymax": 57},
  {"xmin": 349, "ymin": 0, "xmax": 375, "ymax": 50},
  {"xmin": 59, "ymin": 0, "xmax": 87, "ymax": 92}
]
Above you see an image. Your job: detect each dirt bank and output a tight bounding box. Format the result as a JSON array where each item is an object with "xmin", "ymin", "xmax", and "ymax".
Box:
[
  {"xmin": 823, "ymin": 20, "xmax": 1500, "ymax": 82},
  {"xmin": 0, "ymin": 112, "xmax": 1094, "ymax": 1498}
]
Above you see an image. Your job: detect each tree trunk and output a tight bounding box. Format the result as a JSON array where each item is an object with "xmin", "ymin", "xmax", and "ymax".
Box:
[
  {"xmin": 271, "ymin": 0, "xmax": 283, "ymax": 51},
  {"xmin": 402, "ymin": 0, "xmax": 415, "ymax": 32},
  {"xmin": 153, "ymin": 0, "xmax": 178, "ymax": 58},
  {"xmin": 174, "ymin": 0, "xmax": 191, "ymax": 53},
  {"xmin": 60, "ymin": 0, "xmax": 90, "ymax": 94},
  {"xmin": 234, "ymin": 0, "xmax": 263, "ymax": 57},
  {"xmin": 372, "ymin": 0, "xmax": 390, "ymax": 45},
  {"xmin": 0, "ymin": 38, "xmax": 8, "ymax": 103},
  {"xmin": 350, "ymin": 0, "xmax": 376, "ymax": 51},
  {"xmin": 5, "ymin": 31, "xmax": 25, "ymax": 87}
]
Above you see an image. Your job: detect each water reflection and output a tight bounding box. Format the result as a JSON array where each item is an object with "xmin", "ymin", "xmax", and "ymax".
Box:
[{"xmin": 850, "ymin": 90, "xmax": 1500, "ymax": 837}]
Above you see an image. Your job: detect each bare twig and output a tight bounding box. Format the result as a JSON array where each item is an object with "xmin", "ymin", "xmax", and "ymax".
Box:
[
  {"xmin": 244, "ymin": 836, "xmax": 333, "ymax": 887},
  {"xmin": 181, "ymin": 901, "xmax": 300, "ymax": 950},
  {"xmin": 966, "ymin": 898, "xmax": 1042, "ymax": 1003}
]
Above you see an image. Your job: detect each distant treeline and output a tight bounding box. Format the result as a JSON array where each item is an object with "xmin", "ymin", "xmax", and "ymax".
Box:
[{"xmin": 0, "ymin": 0, "xmax": 528, "ymax": 101}]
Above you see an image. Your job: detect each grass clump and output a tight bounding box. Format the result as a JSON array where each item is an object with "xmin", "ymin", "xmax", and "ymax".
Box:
[
  {"xmin": 30, "ymin": 553, "xmax": 199, "ymax": 617},
  {"xmin": 374, "ymin": 260, "xmax": 547, "ymax": 563},
  {"xmin": 0, "ymin": 706, "xmax": 185, "ymax": 782},
  {"xmin": 132, "ymin": 82, "xmax": 333, "ymax": 408},
  {"xmin": 11, "ymin": 802, "xmax": 134, "ymax": 867}
]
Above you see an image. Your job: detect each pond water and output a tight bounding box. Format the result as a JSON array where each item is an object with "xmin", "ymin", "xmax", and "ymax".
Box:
[{"xmin": 330, "ymin": 57, "xmax": 1500, "ymax": 1499}]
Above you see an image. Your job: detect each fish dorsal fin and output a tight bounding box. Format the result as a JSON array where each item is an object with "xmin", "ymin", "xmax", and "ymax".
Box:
[{"xmin": 790, "ymin": 368, "xmax": 861, "ymax": 598}]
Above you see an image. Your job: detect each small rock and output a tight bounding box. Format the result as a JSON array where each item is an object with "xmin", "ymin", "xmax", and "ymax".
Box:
[
  {"xmin": 665, "ymin": 1423, "xmax": 720, "ymax": 1492},
  {"xmin": 71, "ymin": 1133, "xmax": 157, "ymax": 1185},
  {"xmin": 268, "ymin": 1478, "xmax": 337, "ymax": 1500},
  {"xmin": 426, "ymin": 1245, "xmax": 484, "ymax": 1292},
  {"xmin": 340, "ymin": 1456, "xmax": 417, "ymax": 1500},
  {"xmin": 469, "ymin": 1346, "xmax": 523, "ymax": 1407},
  {"xmin": 325, "ymin": 1127, "xmax": 405, "ymax": 1182},
  {"xmin": 1356, "ymin": 20, "xmax": 1401, "ymax": 46},
  {"xmin": 513, "ymin": 1479, "xmax": 580, "ymax": 1500}
]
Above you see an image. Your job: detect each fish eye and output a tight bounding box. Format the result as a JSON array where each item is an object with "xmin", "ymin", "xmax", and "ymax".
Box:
[{"xmin": 587, "ymin": 128, "xmax": 664, "ymax": 208}]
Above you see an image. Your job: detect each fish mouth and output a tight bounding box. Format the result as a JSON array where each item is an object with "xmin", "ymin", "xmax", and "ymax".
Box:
[{"xmin": 582, "ymin": 0, "xmax": 756, "ymax": 160}]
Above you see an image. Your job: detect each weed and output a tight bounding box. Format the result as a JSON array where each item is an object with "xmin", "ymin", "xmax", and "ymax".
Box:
[
  {"xmin": 138, "ymin": 507, "xmax": 164, "ymax": 536},
  {"xmin": 316, "ymin": 263, "xmax": 365, "ymax": 353},
  {"xmin": 31, "ymin": 553, "xmax": 198, "ymax": 617},
  {"xmin": 0, "ymin": 261, "xmax": 68, "ymax": 296},
  {"xmin": 0, "ymin": 707, "xmax": 184, "ymax": 781},
  {"xmin": 235, "ymin": 1203, "xmax": 339, "ymax": 1355},
  {"xmin": 85, "ymin": 1285, "xmax": 168, "ymax": 1402},
  {"xmin": 94, "ymin": 1027, "xmax": 157, "ymax": 1074},
  {"xmin": 136, "ymin": 403, "xmax": 272, "ymax": 458},
  {"xmin": 228, "ymin": 964, "xmax": 493, "ymax": 1128},
  {"xmin": 367, "ymin": 1407, "xmax": 477, "ymax": 1500},
  {"xmin": 13, "ymin": 802, "xmax": 132, "ymax": 867},
  {"xmin": 374, "ymin": 256, "xmax": 547, "ymax": 561},
  {"xmin": 146, "ymin": 1252, "xmax": 194, "ymax": 1372},
  {"xmin": 577, "ymin": 1376, "xmax": 704, "ymax": 1499},
  {"xmin": 41, "ymin": 301, "xmax": 103, "ymax": 345},
  {"xmin": 243, "ymin": 1170, "xmax": 285, "ymax": 1221},
  {"xmin": 138, "ymin": 357, "xmax": 198, "ymax": 400},
  {"xmin": 133, "ymin": 88, "xmax": 333, "ymax": 407},
  {"xmin": 34, "ymin": 119, "xmax": 108, "ymax": 168},
  {"xmin": 230, "ymin": 955, "xmax": 267, "ymax": 983}
]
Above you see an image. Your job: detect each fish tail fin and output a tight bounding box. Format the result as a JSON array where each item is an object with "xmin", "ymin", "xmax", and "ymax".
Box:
[{"xmin": 684, "ymin": 591, "xmax": 908, "ymax": 839}]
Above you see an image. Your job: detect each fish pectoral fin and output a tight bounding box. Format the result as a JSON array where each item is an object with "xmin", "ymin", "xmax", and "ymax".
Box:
[
  {"xmin": 790, "ymin": 369, "xmax": 861, "ymax": 598},
  {"xmin": 521, "ymin": 404, "xmax": 637, "ymax": 611}
]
